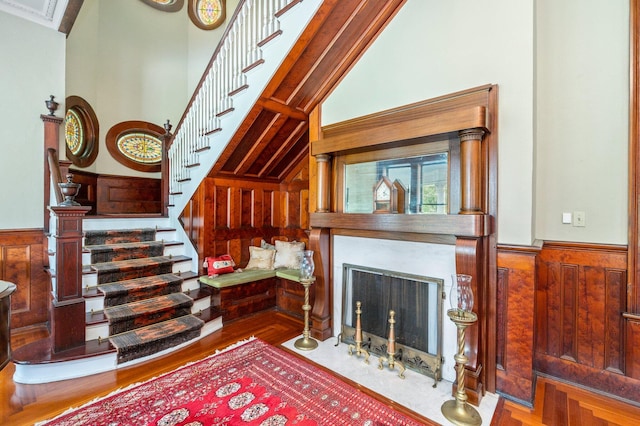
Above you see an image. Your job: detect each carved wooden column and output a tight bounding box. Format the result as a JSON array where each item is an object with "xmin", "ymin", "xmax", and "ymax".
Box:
[
  {"xmin": 49, "ymin": 205, "xmax": 91, "ymax": 352},
  {"xmin": 454, "ymin": 236, "xmax": 485, "ymax": 406},
  {"xmin": 42, "ymin": 112, "xmax": 64, "ymax": 233},
  {"xmin": 315, "ymin": 154, "xmax": 331, "ymax": 213},
  {"xmin": 309, "ymin": 227, "xmax": 331, "ymax": 340},
  {"xmin": 459, "ymin": 128, "xmax": 485, "ymax": 214}
]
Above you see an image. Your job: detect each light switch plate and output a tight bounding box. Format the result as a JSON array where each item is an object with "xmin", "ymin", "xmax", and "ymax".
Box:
[{"xmin": 562, "ymin": 212, "xmax": 572, "ymax": 224}]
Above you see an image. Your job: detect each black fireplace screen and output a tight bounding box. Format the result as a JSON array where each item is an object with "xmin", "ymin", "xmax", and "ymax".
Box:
[{"xmin": 341, "ymin": 264, "xmax": 444, "ymax": 383}]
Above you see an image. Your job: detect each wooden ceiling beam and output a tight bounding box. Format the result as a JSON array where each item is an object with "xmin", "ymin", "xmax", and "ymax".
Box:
[{"xmin": 258, "ymin": 97, "xmax": 307, "ymax": 122}]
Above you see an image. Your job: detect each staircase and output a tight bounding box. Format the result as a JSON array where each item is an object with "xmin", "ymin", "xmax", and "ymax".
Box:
[
  {"xmin": 13, "ymin": 217, "xmax": 222, "ymax": 384},
  {"xmin": 83, "ymin": 226, "xmax": 213, "ymax": 365},
  {"xmin": 17, "ymin": 0, "xmax": 402, "ymax": 383}
]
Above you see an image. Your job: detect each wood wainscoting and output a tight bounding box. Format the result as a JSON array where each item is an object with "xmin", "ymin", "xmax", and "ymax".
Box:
[
  {"xmin": 59, "ymin": 164, "xmax": 161, "ymax": 215},
  {"xmin": 0, "ymin": 229, "xmax": 49, "ymax": 329},
  {"xmin": 534, "ymin": 241, "xmax": 640, "ymax": 404},
  {"xmin": 496, "ymin": 243, "xmax": 540, "ymax": 406},
  {"xmin": 182, "ymin": 160, "xmax": 310, "ymax": 273},
  {"xmin": 497, "ymin": 240, "xmax": 640, "ymax": 407}
]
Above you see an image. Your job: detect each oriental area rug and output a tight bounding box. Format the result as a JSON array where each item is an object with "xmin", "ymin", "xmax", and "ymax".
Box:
[{"xmin": 39, "ymin": 338, "xmax": 434, "ymax": 426}]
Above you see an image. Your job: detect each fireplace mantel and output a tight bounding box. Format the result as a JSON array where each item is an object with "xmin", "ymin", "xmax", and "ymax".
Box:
[
  {"xmin": 307, "ymin": 85, "xmax": 498, "ymax": 404},
  {"xmin": 310, "ymin": 212, "xmax": 491, "ymax": 237}
]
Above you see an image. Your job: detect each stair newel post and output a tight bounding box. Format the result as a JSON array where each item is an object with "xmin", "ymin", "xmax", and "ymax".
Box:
[
  {"xmin": 49, "ymin": 205, "xmax": 91, "ymax": 353},
  {"xmin": 42, "ymin": 96, "xmax": 63, "ymax": 233}
]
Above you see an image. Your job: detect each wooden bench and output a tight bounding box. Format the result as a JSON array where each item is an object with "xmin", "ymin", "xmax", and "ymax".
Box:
[{"xmin": 199, "ymin": 268, "xmax": 309, "ymax": 321}]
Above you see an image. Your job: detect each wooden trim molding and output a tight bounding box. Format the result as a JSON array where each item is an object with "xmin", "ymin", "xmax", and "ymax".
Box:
[{"xmin": 629, "ymin": 0, "xmax": 640, "ymax": 315}]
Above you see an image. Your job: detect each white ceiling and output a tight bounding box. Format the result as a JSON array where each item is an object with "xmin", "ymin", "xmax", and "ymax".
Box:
[{"xmin": 0, "ymin": 0, "xmax": 69, "ymax": 31}]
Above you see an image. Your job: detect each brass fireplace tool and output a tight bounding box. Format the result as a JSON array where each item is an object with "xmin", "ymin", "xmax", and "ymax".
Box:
[
  {"xmin": 378, "ymin": 310, "xmax": 406, "ymax": 379},
  {"xmin": 347, "ymin": 301, "xmax": 370, "ymax": 363},
  {"xmin": 294, "ymin": 277, "xmax": 318, "ymax": 350}
]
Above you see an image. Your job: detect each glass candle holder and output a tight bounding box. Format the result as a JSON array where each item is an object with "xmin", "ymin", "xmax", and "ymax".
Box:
[
  {"xmin": 299, "ymin": 250, "xmax": 315, "ymax": 280},
  {"xmin": 450, "ymin": 273, "xmax": 474, "ymax": 312}
]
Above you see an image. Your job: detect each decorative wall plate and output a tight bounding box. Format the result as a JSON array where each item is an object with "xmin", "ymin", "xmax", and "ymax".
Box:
[
  {"xmin": 106, "ymin": 121, "xmax": 166, "ymax": 173},
  {"xmin": 65, "ymin": 96, "xmax": 99, "ymax": 168},
  {"xmin": 188, "ymin": 0, "xmax": 226, "ymax": 30},
  {"xmin": 139, "ymin": 0, "xmax": 184, "ymax": 12}
]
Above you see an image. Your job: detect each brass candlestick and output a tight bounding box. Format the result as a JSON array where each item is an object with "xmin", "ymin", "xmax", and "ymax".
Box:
[
  {"xmin": 441, "ymin": 309, "xmax": 482, "ymax": 425},
  {"xmin": 378, "ymin": 310, "xmax": 405, "ymax": 379},
  {"xmin": 348, "ymin": 301, "xmax": 370, "ymax": 363},
  {"xmin": 294, "ymin": 277, "xmax": 318, "ymax": 351}
]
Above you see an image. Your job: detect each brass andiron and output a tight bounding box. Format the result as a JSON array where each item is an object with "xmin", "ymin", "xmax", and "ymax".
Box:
[
  {"xmin": 294, "ymin": 277, "xmax": 318, "ymax": 351},
  {"xmin": 378, "ymin": 310, "xmax": 406, "ymax": 379},
  {"xmin": 347, "ymin": 301, "xmax": 370, "ymax": 363},
  {"xmin": 441, "ymin": 273, "xmax": 482, "ymax": 425}
]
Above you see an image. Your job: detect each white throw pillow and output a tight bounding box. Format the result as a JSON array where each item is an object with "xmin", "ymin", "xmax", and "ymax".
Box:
[
  {"xmin": 273, "ymin": 240, "xmax": 305, "ymax": 269},
  {"xmin": 245, "ymin": 246, "xmax": 276, "ymax": 270}
]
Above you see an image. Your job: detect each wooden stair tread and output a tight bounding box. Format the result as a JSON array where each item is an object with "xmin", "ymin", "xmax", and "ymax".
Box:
[
  {"xmin": 104, "ymin": 293, "xmax": 193, "ymax": 322},
  {"xmin": 13, "ymin": 308, "xmax": 221, "ymax": 366}
]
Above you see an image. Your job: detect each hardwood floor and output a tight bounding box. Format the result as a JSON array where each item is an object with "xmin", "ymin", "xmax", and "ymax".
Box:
[
  {"xmin": 495, "ymin": 377, "xmax": 640, "ymax": 426},
  {"xmin": 4, "ymin": 310, "xmax": 640, "ymax": 425},
  {"xmin": 2, "ymin": 311, "xmax": 303, "ymax": 425}
]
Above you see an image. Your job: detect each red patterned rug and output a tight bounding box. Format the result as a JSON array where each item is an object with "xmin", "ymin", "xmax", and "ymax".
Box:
[{"xmin": 39, "ymin": 338, "xmax": 434, "ymax": 425}]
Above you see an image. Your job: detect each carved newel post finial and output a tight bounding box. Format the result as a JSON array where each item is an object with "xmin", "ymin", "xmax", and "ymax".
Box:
[
  {"xmin": 45, "ymin": 95, "xmax": 59, "ymax": 116},
  {"xmin": 58, "ymin": 174, "xmax": 81, "ymax": 206},
  {"xmin": 164, "ymin": 119, "xmax": 172, "ymax": 136}
]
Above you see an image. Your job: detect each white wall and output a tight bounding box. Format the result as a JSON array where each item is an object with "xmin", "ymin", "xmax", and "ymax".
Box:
[
  {"xmin": 535, "ymin": 0, "xmax": 628, "ymax": 244},
  {"xmin": 66, "ymin": 0, "xmax": 239, "ymax": 178},
  {"xmin": 0, "ymin": 12, "xmax": 66, "ymax": 230},
  {"xmin": 323, "ymin": 0, "xmax": 629, "ymax": 246},
  {"xmin": 66, "ymin": 0, "xmax": 188, "ymax": 178}
]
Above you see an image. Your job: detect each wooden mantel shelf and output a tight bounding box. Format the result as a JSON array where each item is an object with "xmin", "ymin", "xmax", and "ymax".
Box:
[
  {"xmin": 310, "ymin": 212, "xmax": 491, "ymax": 237},
  {"xmin": 311, "ymin": 106, "xmax": 488, "ymax": 156}
]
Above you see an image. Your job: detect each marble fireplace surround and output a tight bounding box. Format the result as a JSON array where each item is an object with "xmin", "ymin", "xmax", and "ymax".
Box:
[
  {"xmin": 308, "ymin": 84, "xmax": 498, "ymax": 401},
  {"xmin": 333, "ymin": 235, "xmax": 458, "ymax": 383}
]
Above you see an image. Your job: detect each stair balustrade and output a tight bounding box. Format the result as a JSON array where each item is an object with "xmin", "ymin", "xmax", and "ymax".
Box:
[{"xmin": 166, "ymin": 0, "xmax": 321, "ymax": 218}]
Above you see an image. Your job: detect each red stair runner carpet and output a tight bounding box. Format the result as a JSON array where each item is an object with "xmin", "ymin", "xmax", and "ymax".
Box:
[{"xmin": 39, "ymin": 338, "xmax": 435, "ymax": 425}]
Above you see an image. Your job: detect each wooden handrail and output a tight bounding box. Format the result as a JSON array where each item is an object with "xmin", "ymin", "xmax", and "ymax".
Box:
[
  {"xmin": 169, "ymin": 0, "xmax": 250, "ymax": 147},
  {"xmin": 47, "ymin": 148, "xmax": 64, "ymax": 205}
]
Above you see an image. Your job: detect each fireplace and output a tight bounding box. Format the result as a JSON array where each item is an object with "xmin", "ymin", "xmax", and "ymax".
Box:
[
  {"xmin": 340, "ymin": 263, "xmax": 444, "ymax": 382},
  {"xmin": 310, "ymin": 86, "xmax": 498, "ymax": 398},
  {"xmin": 332, "ymin": 235, "xmax": 459, "ymax": 383}
]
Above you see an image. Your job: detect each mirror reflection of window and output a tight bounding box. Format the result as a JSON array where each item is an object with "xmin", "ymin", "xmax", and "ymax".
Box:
[{"xmin": 344, "ymin": 152, "xmax": 448, "ymax": 214}]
